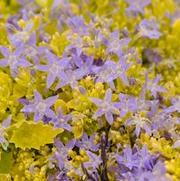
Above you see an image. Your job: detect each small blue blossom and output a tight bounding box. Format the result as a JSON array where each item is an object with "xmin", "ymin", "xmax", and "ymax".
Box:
[
  {"xmin": 117, "ymin": 93, "xmax": 138, "ymax": 117},
  {"xmin": 66, "ymin": 16, "xmax": 89, "ymax": 36},
  {"xmin": 53, "ymin": 138, "xmax": 76, "ymax": 169},
  {"xmin": 51, "ymin": 109, "xmax": 72, "ymax": 131},
  {"xmin": 0, "ymin": 46, "xmax": 31, "ymax": 77},
  {"xmin": 76, "ymin": 133, "xmax": 100, "ymax": 151},
  {"xmin": 90, "ymin": 88, "xmax": 120, "ymax": 125},
  {"xmin": 144, "ymin": 74, "xmax": 166, "ymax": 98},
  {"xmin": 127, "ymin": 114, "xmax": 152, "ymax": 137},
  {"xmin": 21, "ymin": 90, "xmax": 58, "ymax": 122},
  {"xmin": 138, "ymin": 19, "xmax": 162, "ymax": 39},
  {"xmin": 126, "ymin": 0, "xmax": 151, "ymax": 16},
  {"xmin": 56, "ymin": 69, "xmax": 84, "ymax": 90},
  {"xmin": 116, "ymin": 146, "xmax": 139, "ymax": 170},
  {"xmin": 0, "ymin": 116, "xmax": 11, "ymax": 150},
  {"xmin": 106, "ymin": 31, "xmax": 131, "ymax": 57},
  {"xmin": 36, "ymin": 51, "xmax": 70, "ymax": 88},
  {"xmin": 84, "ymin": 151, "xmax": 102, "ymax": 176},
  {"xmin": 164, "ymin": 97, "xmax": 180, "ymax": 113},
  {"xmin": 94, "ymin": 60, "xmax": 117, "ymax": 90},
  {"xmin": 8, "ymin": 22, "xmax": 36, "ymax": 47}
]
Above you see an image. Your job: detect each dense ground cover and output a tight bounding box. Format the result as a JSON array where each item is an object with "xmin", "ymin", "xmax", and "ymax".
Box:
[{"xmin": 0, "ymin": 0, "xmax": 179, "ymax": 180}]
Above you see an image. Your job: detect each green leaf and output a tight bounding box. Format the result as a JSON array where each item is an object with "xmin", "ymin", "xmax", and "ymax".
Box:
[
  {"xmin": 0, "ymin": 151, "xmax": 13, "ymax": 173},
  {"xmin": 10, "ymin": 121, "xmax": 63, "ymax": 149}
]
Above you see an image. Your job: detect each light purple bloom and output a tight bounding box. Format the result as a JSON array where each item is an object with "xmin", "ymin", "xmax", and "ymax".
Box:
[
  {"xmin": 95, "ymin": 59, "xmax": 131, "ymax": 89},
  {"xmin": 126, "ymin": 0, "xmax": 151, "ymax": 15},
  {"xmin": 116, "ymin": 145, "xmax": 165, "ymax": 181},
  {"xmin": 116, "ymin": 146, "xmax": 139, "ymax": 170},
  {"xmin": 144, "ymin": 49, "xmax": 162, "ymax": 64},
  {"xmin": 164, "ymin": 97, "xmax": 180, "ymax": 113},
  {"xmin": 8, "ymin": 22, "xmax": 36, "ymax": 47},
  {"xmin": 143, "ymin": 74, "xmax": 166, "ymax": 98},
  {"xmin": 0, "ymin": 116, "xmax": 11, "ymax": 150},
  {"xmin": 22, "ymin": 45, "xmax": 47, "ymax": 65},
  {"xmin": 51, "ymin": 109, "xmax": 72, "ymax": 131},
  {"xmin": 137, "ymin": 161, "xmax": 171, "ymax": 181},
  {"xmin": 114, "ymin": 59, "xmax": 132, "ymax": 86},
  {"xmin": 83, "ymin": 151, "xmax": 102, "ymax": 175},
  {"xmin": 90, "ymin": 89, "xmax": 120, "ymax": 125},
  {"xmin": 0, "ymin": 46, "xmax": 31, "ymax": 77},
  {"xmin": 173, "ymin": 139, "xmax": 180, "ymax": 148},
  {"xmin": 66, "ymin": 16, "xmax": 89, "ymax": 35},
  {"xmin": 136, "ymin": 96, "xmax": 150, "ymax": 112},
  {"xmin": 21, "ymin": 90, "xmax": 58, "ymax": 122},
  {"xmin": 53, "ymin": 138, "xmax": 76, "ymax": 169},
  {"xmin": 138, "ymin": 19, "xmax": 162, "ymax": 39},
  {"xmin": 151, "ymin": 112, "xmax": 179, "ymax": 135},
  {"xmin": 36, "ymin": 51, "xmax": 70, "ymax": 88},
  {"xmin": 94, "ymin": 60, "xmax": 117, "ymax": 90},
  {"xmin": 147, "ymin": 100, "xmax": 159, "ymax": 118},
  {"xmin": 106, "ymin": 31, "xmax": 131, "ymax": 57},
  {"xmin": 138, "ymin": 145, "xmax": 158, "ymax": 171},
  {"xmin": 56, "ymin": 69, "xmax": 84, "ymax": 90},
  {"xmin": 127, "ymin": 114, "xmax": 152, "ymax": 137},
  {"xmin": 72, "ymin": 52, "xmax": 95, "ymax": 77},
  {"xmin": 76, "ymin": 133, "xmax": 100, "ymax": 151},
  {"xmin": 117, "ymin": 93, "xmax": 138, "ymax": 117}
]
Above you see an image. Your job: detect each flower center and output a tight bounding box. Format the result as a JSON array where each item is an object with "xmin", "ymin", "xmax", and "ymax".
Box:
[
  {"xmin": 9, "ymin": 55, "xmax": 18, "ymax": 67},
  {"xmin": 36, "ymin": 102, "xmax": 47, "ymax": 113},
  {"xmin": 102, "ymin": 102, "xmax": 109, "ymax": 110},
  {"xmin": 99, "ymin": 68, "xmax": 113, "ymax": 80},
  {"xmin": 20, "ymin": 31, "xmax": 30, "ymax": 42},
  {"xmin": 50, "ymin": 63, "xmax": 59, "ymax": 74}
]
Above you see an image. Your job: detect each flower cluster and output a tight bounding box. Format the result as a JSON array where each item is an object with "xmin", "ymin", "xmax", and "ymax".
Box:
[{"xmin": 0, "ymin": 0, "xmax": 180, "ymax": 180}]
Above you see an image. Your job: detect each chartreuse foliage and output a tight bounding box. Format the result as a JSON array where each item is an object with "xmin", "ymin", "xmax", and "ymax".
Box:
[
  {"xmin": 10, "ymin": 121, "xmax": 63, "ymax": 149},
  {"xmin": 0, "ymin": 151, "xmax": 13, "ymax": 174},
  {"xmin": 0, "ymin": 0, "xmax": 180, "ymax": 180}
]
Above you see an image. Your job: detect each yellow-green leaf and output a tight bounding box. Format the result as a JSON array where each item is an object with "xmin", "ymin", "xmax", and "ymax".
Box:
[
  {"xmin": 0, "ymin": 151, "xmax": 13, "ymax": 174},
  {"xmin": 10, "ymin": 121, "xmax": 63, "ymax": 149}
]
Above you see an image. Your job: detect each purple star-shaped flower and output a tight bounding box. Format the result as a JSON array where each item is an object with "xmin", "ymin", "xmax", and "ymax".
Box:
[
  {"xmin": 137, "ymin": 161, "xmax": 171, "ymax": 181},
  {"xmin": 22, "ymin": 45, "xmax": 47, "ymax": 65},
  {"xmin": 21, "ymin": 90, "xmax": 58, "ymax": 122},
  {"xmin": 54, "ymin": 138, "xmax": 76, "ymax": 169},
  {"xmin": 36, "ymin": 51, "xmax": 70, "ymax": 88},
  {"xmin": 126, "ymin": 0, "xmax": 151, "ymax": 16},
  {"xmin": 106, "ymin": 31, "xmax": 131, "ymax": 57},
  {"xmin": 164, "ymin": 97, "xmax": 180, "ymax": 113},
  {"xmin": 0, "ymin": 46, "xmax": 31, "ymax": 77},
  {"xmin": 0, "ymin": 116, "xmax": 11, "ymax": 150},
  {"xmin": 8, "ymin": 22, "xmax": 36, "ymax": 47},
  {"xmin": 56, "ymin": 69, "xmax": 84, "ymax": 90},
  {"xmin": 173, "ymin": 139, "xmax": 180, "ymax": 148},
  {"xmin": 94, "ymin": 60, "xmax": 118, "ymax": 90},
  {"xmin": 117, "ymin": 93, "xmax": 138, "ymax": 117},
  {"xmin": 144, "ymin": 74, "xmax": 166, "ymax": 98},
  {"xmin": 138, "ymin": 145, "xmax": 158, "ymax": 171},
  {"xmin": 90, "ymin": 88, "xmax": 120, "ymax": 125},
  {"xmin": 95, "ymin": 59, "xmax": 131, "ymax": 89},
  {"xmin": 151, "ymin": 112, "xmax": 179, "ymax": 134},
  {"xmin": 116, "ymin": 146, "xmax": 139, "ymax": 170},
  {"xmin": 127, "ymin": 114, "xmax": 152, "ymax": 137},
  {"xmin": 66, "ymin": 16, "xmax": 89, "ymax": 36},
  {"xmin": 83, "ymin": 151, "xmax": 102, "ymax": 175},
  {"xmin": 138, "ymin": 19, "xmax": 162, "ymax": 39},
  {"xmin": 76, "ymin": 133, "xmax": 100, "ymax": 151},
  {"xmin": 51, "ymin": 109, "xmax": 72, "ymax": 131},
  {"xmin": 72, "ymin": 52, "xmax": 95, "ymax": 77},
  {"xmin": 113, "ymin": 59, "xmax": 132, "ymax": 86}
]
